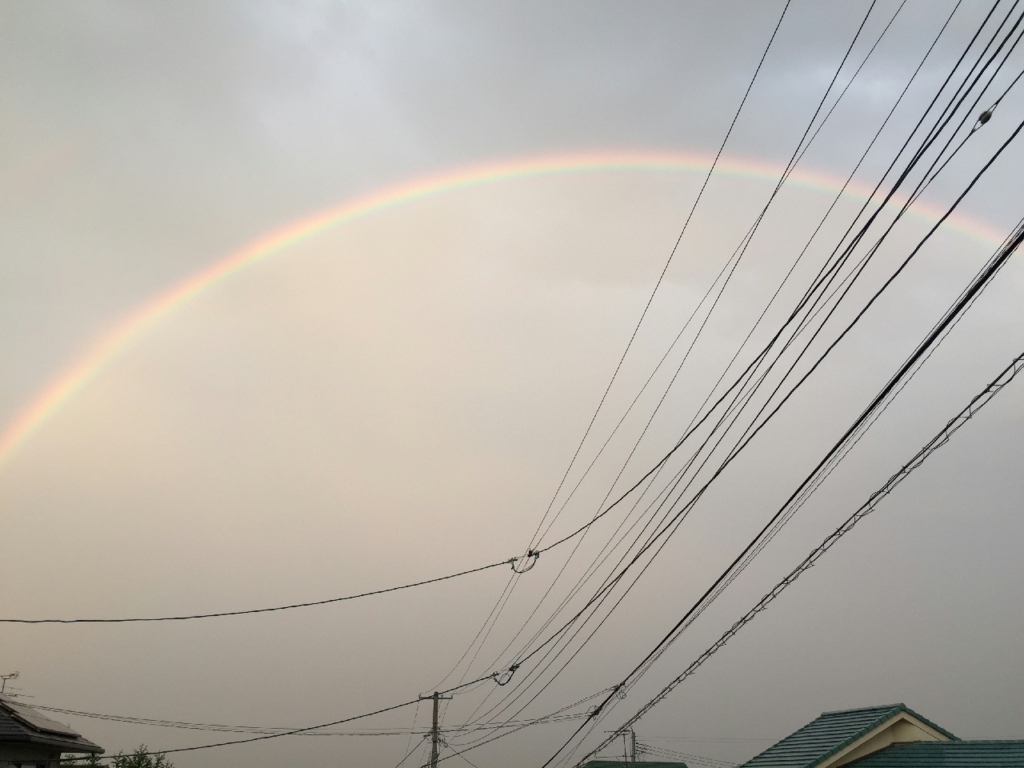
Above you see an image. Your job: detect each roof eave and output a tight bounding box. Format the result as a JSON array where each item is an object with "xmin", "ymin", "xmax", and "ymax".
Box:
[{"xmin": 4, "ymin": 732, "xmax": 105, "ymax": 754}]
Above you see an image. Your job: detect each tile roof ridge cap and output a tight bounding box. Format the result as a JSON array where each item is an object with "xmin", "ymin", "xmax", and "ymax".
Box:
[{"xmin": 818, "ymin": 704, "xmax": 905, "ymax": 716}]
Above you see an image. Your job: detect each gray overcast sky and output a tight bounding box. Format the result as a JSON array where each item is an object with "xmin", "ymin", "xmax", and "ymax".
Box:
[{"xmin": 2, "ymin": 3, "xmax": 1023, "ymax": 768}]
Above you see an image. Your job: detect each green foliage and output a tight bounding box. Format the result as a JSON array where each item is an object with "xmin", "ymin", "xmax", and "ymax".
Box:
[
  {"xmin": 61, "ymin": 755, "xmax": 101, "ymax": 767},
  {"xmin": 62, "ymin": 746, "xmax": 173, "ymax": 768}
]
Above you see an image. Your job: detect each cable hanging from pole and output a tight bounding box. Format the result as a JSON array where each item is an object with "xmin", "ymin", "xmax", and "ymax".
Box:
[{"xmin": 574, "ymin": 343, "xmax": 1024, "ymax": 767}]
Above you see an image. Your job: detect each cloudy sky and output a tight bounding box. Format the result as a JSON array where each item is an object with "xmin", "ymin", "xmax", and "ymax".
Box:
[{"xmin": 2, "ymin": 2, "xmax": 1023, "ymax": 768}]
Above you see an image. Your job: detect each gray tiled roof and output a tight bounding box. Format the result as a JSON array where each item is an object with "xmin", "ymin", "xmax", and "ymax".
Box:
[
  {"xmin": 739, "ymin": 705, "xmax": 956, "ymax": 768},
  {"xmin": 0, "ymin": 696, "xmax": 103, "ymax": 754},
  {"xmin": 845, "ymin": 741, "xmax": 1024, "ymax": 768}
]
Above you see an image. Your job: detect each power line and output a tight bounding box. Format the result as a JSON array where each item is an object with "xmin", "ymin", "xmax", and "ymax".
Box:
[
  {"xmin": 28, "ymin": 702, "xmax": 586, "ymax": 737},
  {"xmin": 424, "ymin": 5, "xmax": 1020, "ymax": 763},
  {"xmin": 428, "ymin": 690, "xmax": 615, "ymax": 768},
  {"xmin": 0, "ymin": 558, "xmax": 517, "ymax": 624},
  {"xmin": 0, "ymin": 1, "xmax": 784, "ymax": 634},
  {"xmin": 539, "ymin": 82, "xmax": 1024, "ymax": 767},
  {"xmin": 576, "ymin": 342, "xmax": 1024, "ymax": 766},
  {"xmin": 569, "ymin": 197, "xmax": 1024, "ymax": 761},
  {"xmin": 526, "ymin": 0, "xmax": 794, "ymax": 557},
  {"xmin": 468, "ymin": 0, "xmax": 923, "ymax": 720},
  {"xmin": 10, "ymin": 2, "xmax": 997, "ymax": 634},
  {"xmin": 21, "ymin": 15, "xmax": 1021, "ymax": 768},
  {"xmin": 637, "ymin": 743, "xmax": 738, "ymax": 768},
  {"xmin": 458, "ymin": 2, "xmax": 915, "ymax": 726},
  {"xmin": 459, "ymin": 33, "xmax": 1006, "ymax": 735},
  {"xmin": 78, "ymin": 676, "xmax": 493, "ymax": 763},
  {"xmin": 438, "ymin": 0, "xmax": 797, "ymax": 698}
]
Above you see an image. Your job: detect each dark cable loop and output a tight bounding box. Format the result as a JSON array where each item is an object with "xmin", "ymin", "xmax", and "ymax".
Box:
[{"xmin": 510, "ymin": 551, "xmax": 540, "ymax": 574}]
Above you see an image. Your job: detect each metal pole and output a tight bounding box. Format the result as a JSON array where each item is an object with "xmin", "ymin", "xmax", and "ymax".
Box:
[{"xmin": 631, "ymin": 729, "xmax": 637, "ymax": 763}]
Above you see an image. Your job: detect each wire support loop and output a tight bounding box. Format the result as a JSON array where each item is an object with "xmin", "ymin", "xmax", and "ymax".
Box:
[
  {"xmin": 510, "ymin": 550, "xmax": 540, "ymax": 573},
  {"xmin": 492, "ymin": 664, "xmax": 520, "ymax": 686}
]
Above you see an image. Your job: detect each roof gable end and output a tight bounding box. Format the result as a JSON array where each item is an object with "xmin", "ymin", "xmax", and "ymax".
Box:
[
  {"xmin": 843, "ymin": 740, "xmax": 1024, "ymax": 768},
  {"xmin": 741, "ymin": 705, "xmax": 955, "ymax": 768}
]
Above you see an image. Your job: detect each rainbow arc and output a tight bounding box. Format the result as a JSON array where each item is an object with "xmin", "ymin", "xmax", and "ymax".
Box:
[{"xmin": 0, "ymin": 151, "xmax": 1004, "ymax": 469}]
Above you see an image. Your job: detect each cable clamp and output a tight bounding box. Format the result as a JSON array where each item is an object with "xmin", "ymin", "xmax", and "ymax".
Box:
[
  {"xmin": 493, "ymin": 663, "xmax": 520, "ymax": 686},
  {"xmin": 510, "ymin": 550, "xmax": 540, "ymax": 573},
  {"xmin": 976, "ymin": 107, "xmax": 994, "ymax": 130}
]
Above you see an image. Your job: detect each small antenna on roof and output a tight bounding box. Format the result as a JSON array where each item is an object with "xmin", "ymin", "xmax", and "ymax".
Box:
[{"xmin": 0, "ymin": 672, "xmax": 19, "ymax": 695}]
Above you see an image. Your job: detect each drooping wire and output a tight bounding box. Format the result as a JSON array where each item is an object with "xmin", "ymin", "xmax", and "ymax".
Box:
[
  {"xmin": 71, "ymin": 675, "xmax": 491, "ymax": 763},
  {"xmin": 543, "ymin": 182, "xmax": 1024, "ymax": 768},
  {"xmin": 432, "ymin": 0, "xmax": 797, "ymax": 698},
  {"xmin": 620, "ymin": 213, "xmax": 1024, "ymax": 697},
  {"xmin": 484, "ymin": 0, "xmax": 914, "ymax": 688},
  {"xmin": 459, "ymin": 0, "xmax": 933, "ymax": 726},
  {"xmin": 526, "ymin": 0, "xmax": 796, "ymax": 556},
  {"xmin": 576, "ymin": 342, "xmax": 1024, "ymax": 766},
  {"xmin": 28, "ymin": 700, "xmax": 593, "ymax": 738},
  {"xmin": 468, "ymin": 4, "xmax": 1019, "ymax": 743},
  {"xmin": 0, "ymin": 558, "xmax": 516, "ymax": 624}
]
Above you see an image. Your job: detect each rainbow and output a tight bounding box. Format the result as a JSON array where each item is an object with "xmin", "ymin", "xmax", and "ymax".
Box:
[{"xmin": 0, "ymin": 150, "xmax": 1006, "ymax": 470}]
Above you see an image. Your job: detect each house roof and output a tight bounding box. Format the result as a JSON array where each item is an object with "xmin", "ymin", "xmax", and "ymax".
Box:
[
  {"xmin": 844, "ymin": 741, "xmax": 1024, "ymax": 768},
  {"xmin": 0, "ymin": 696, "xmax": 103, "ymax": 754},
  {"xmin": 740, "ymin": 705, "xmax": 956, "ymax": 768}
]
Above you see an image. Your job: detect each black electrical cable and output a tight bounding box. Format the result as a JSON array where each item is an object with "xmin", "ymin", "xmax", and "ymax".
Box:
[
  {"xmin": 526, "ymin": 0, "xmax": 1009, "ymax": 570},
  {"xmin": 468, "ymin": 34, "xmax": 974, "ymax": 733},
  {"xmin": 435, "ymin": 690, "xmax": 614, "ymax": 765},
  {"xmin": 446, "ymin": 746, "xmax": 485, "ymax": 768},
  {"xmin": 12, "ymin": 28, "xmax": 991, "ymax": 629},
  {"xmin": 527, "ymin": 0, "xmax": 795, "ymax": 554},
  {"xmin": 78, "ymin": 675, "xmax": 492, "ymax": 763},
  {"xmin": 471, "ymin": 7, "xmax": 1015, "ymax": 741},
  {"xmin": 466, "ymin": 3, "xmax": 893, "ymax": 710},
  {"xmin": 576, "ymin": 343, "xmax": 1024, "ymax": 768},
  {"xmin": 666, "ymin": 0, "xmax": 962, "ymax": 480},
  {"xmin": 622, "ymin": 213, "xmax": 1024, "ymax": 690},
  {"xmin": 439, "ymin": 0, "xmax": 797, "ymax": 697},
  {"xmin": 505, "ymin": 37, "xmax": 1024, "ymax": 679},
  {"xmin": 28, "ymin": 702, "xmax": 586, "ymax": 737},
  {"xmin": 636, "ymin": 126, "xmax": 1024, "ymax": 697},
  {"xmin": 482, "ymin": 0, "xmax": 920, "ymax": 690},
  {"xmin": 543, "ymin": 196, "xmax": 1024, "ymax": 768},
  {"xmin": 1, "ymin": 2, "xmax": 794, "ymax": 635},
  {"xmin": 393, "ymin": 741, "xmax": 428, "ymax": 768},
  {"xmin": 0, "ymin": 559, "xmax": 516, "ymax": 624},
  {"xmin": 532, "ymin": 0, "xmax": 871, "ymax": 560},
  {"xmin": 909, "ymin": 8, "xmax": 1024, "ymax": 193}
]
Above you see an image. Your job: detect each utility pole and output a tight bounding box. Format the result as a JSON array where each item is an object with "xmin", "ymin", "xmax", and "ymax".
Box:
[
  {"xmin": 608, "ymin": 728, "xmax": 638, "ymax": 765},
  {"xmin": 420, "ymin": 691, "xmax": 452, "ymax": 768}
]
